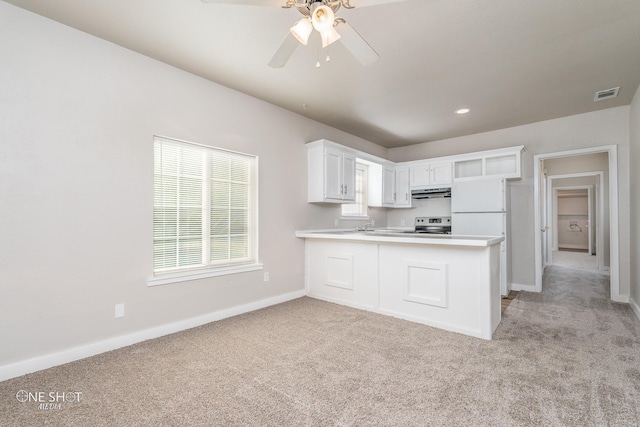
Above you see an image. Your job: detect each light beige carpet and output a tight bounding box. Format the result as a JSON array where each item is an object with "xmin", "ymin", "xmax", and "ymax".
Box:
[
  {"xmin": 1, "ymin": 266, "xmax": 639, "ymax": 426},
  {"xmin": 552, "ymin": 250, "xmax": 599, "ymax": 271}
]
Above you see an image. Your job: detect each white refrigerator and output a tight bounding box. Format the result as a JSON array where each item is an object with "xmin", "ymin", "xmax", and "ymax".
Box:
[{"xmin": 451, "ymin": 178, "xmax": 510, "ymax": 296}]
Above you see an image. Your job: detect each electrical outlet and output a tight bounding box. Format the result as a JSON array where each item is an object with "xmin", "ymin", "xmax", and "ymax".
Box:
[
  {"xmin": 334, "ymin": 219, "xmax": 339, "ymax": 227},
  {"xmin": 264, "ymin": 272, "xmax": 270, "ymax": 282},
  {"xmin": 400, "ymin": 219, "xmax": 406, "ymax": 227},
  {"xmin": 371, "ymin": 219, "xmax": 375, "ymax": 226},
  {"xmin": 115, "ymin": 303, "xmax": 125, "ymax": 319}
]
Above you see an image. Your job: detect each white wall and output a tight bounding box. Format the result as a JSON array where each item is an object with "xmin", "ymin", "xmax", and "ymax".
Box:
[
  {"xmin": 630, "ymin": 84, "xmax": 640, "ymax": 309},
  {"xmin": 388, "ymin": 106, "xmax": 631, "ymax": 293},
  {"xmin": 0, "ymin": 2, "xmax": 388, "ymax": 368}
]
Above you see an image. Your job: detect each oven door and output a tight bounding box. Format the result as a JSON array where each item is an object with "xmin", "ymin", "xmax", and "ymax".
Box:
[{"xmin": 415, "ymin": 226, "xmax": 451, "ymax": 234}]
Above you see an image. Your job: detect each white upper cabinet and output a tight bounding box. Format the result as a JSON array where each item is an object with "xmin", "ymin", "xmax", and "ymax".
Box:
[
  {"xmin": 394, "ymin": 166, "xmax": 411, "ymax": 207},
  {"xmin": 367, "ymin": 163, "xmax": 394, "ymax": 207},
  {"xmin": 307, "ymin": 140, "xmax": 356, "ymax": 203},
  {"xmin": 342, "ymin": 150, "xmax": 357, "ymax": 200},
  {"xmin": 453, "ymin": 146, "xmax": 523, "ymax": 181},
  {"xmin": 430, "ymin": 162, "xmax": 454, "ymax": 186},
  {"xmin": 382, "ymin": 166, "xmax": 396, "ymax": 206},
  {"xmin": 410, "ymin": 162, "xmax": 453, "ymax": 188},
  {"xmin": 368, "ymin": 164, "xmax": 412, "ymax": 209},
  {"xmin": 410, "ymin": 163, "xmax": 430, "ymax": 187},
  {"xmin": 307, "ymin": 139, "xmax": 523, "ymax": 206}
]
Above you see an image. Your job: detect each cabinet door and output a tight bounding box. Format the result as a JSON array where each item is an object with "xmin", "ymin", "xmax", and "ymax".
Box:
[
  {"xmin": 342, "ymin": 152, "xmax": 357, "ymax": 201},
  {"xmin": 485, "ymin": 153, "xmax": 520, "ymax": 178},
  {"xmin": 430, "ymin": 162, "xmax": 453, "ymax": 186},
  {"xmin": 410, "ymin": 163, "xmax": 431, "ymax": 187},
  {"xmin": 454, "ymin": 158, "xmax": 483, "ymax": 179},
  {"xmin": 382, "ymin": 167, "xmax": 396, "ymax": 205},
  {"xmin": 324, "ymin": 147, "xmax": 344, "ymax": 200},
  {"xmin": 394, "ymin": 167, "xmax": 411, "ymax": 207}
]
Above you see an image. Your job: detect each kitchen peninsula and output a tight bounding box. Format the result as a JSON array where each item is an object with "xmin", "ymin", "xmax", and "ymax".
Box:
[{"xmin": 295, "ymin": 230, "xmax": 504, "ymax": 340}]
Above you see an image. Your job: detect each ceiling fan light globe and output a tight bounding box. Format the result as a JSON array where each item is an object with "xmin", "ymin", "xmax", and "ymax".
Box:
[
  {"xmin": 312, "ymin": 5, "xmax": 335, "ymax": 32},
  {"xmin": 321, "ymin": 26, "xmax": 341, "ymax": 48},
  {"xmin": 290, "ymin": 17, "xmax": 313, "ymax": 45}
]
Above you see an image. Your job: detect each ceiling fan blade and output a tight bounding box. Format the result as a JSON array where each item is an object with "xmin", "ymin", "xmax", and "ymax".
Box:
[
  {"xmin": 268, "ymin": 33, "xmax": 300, "ymax": 68},
  {"xmin": 201, "ymin": 0, "xmax": 286, "ymax": 6},
  {"xmin": 337, "ymin": 21, "xmax": 379, "ymax": 66},
  {"xmin": 346, "ymin": 0, "xmax": 410, "ymax": 7},
  {"xmin": 201, "ymin": 0, "xmax": 409, "ymax": 6}
]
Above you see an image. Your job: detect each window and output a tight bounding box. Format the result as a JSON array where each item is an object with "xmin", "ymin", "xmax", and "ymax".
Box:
[
  {"xmin": 341, "ymin": 163, "xmax": 368, "ymax": 218},
  {"xmin": 151, "ymin": 136, "xmax": 259, "ymax": 285}
]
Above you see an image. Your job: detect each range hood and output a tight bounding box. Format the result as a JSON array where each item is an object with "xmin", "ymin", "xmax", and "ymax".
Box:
[{"xmin": 411, "ymin": 187, "xmax": 452, "ymax": 199}]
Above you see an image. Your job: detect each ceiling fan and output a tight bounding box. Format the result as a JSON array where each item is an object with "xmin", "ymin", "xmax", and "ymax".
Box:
[{"xmin": 201, "ymin": 0, "xmax": 409, "ymax": 67}]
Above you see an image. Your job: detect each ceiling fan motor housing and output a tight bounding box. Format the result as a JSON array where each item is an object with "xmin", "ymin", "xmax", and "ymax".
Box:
[{"xmin": 295, "ymin": 0, "xmax": 343, "ymax": 16}]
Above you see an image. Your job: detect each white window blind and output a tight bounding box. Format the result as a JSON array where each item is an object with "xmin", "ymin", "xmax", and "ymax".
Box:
[
  {"xmin": 342, "ymin": 163, "xmax": 368, "ymax": 217},
  {"xmin": 153, "ymin": 136, "xmax": 257, "ymax": 275}
]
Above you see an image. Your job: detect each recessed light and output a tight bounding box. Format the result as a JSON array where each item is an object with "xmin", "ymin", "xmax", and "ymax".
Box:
[{"xmin": 455, "ymin": 108, "xmax": 470, "ymax": 115}]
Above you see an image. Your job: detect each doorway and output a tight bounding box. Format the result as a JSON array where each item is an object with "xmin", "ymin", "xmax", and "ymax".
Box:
[
  {"xmin": 533, "ymin": 145, "xmax": 621, "ymax": 301},
  {"xmin": 546, "ymin": 173, "xmax": 604, "ymax": 271}
]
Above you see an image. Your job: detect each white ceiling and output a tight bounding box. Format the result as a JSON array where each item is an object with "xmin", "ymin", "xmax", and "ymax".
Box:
[{"xmin": 5, "ymin": 0, "xmax": 640, "ymax": 148}]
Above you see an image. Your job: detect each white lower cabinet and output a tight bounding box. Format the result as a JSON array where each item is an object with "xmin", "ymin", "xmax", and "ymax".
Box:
[
  {"xmin": 303, "ymin": 238, "xmax": 502, "ymax": 339},
  {"xmin": 377, "ymin": 245, "xmax": 495, "ymax": 338},
  {"xmin": 306, "ymin": 240, "xmax": 379, "ymax": 309}
]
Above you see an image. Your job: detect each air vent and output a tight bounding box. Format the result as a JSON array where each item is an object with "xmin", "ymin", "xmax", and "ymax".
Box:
[{"xmin": 594, "ymin": 87, "xmax": 620, "ymax": 102}]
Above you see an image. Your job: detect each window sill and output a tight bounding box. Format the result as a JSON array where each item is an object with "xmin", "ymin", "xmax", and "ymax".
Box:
[
  {"xmin": 340, "ymin": 216, "xmax": 370, "ymax": 221},
  {"xmin": 148, "ymin": 263, "xmax": 264, "ymax": 287}
]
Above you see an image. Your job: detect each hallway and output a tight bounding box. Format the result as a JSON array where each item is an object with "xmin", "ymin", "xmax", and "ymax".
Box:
[{"xmin": 552, "ymin": 250, "xmax": 598, "ymax": 271}]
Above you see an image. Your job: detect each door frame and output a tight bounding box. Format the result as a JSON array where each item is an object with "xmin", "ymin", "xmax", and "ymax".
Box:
[
  {"xmin": 533, "ymin": 145, "xmax": 622, "ymax": 301},
  {"xmin": 548, "ymin": 179, "xmax": 602, "ymax": 269}
]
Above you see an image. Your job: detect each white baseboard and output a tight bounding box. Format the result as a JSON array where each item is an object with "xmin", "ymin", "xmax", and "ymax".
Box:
[
  {"xmin": 557, "ymin": 245, "xmax": 589, "ymax": 250},
  {"xmin": 306, "ymin": 293, "xmax": 376, "ymax": 313},
  {"xmin": 376, "ymin": 307, "xmax": 488, "ymax": 340},
  {"xmin": 0, "ymin": 290, "xmax": 306, "ymax": 382},
  {"xmin": 510, "ymin": 282, "xmax": 536, "ymax": 292}
]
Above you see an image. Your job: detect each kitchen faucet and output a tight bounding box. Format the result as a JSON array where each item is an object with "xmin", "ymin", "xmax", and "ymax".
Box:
[{"xmin": 355, "ymin": 222, "xmax": 374, "ymax": 231}]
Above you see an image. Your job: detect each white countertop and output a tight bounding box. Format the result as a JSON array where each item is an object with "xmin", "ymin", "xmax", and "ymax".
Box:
[{"xmin": 295, "ymin": 229, "xmax": 504, "ymax": 247}]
